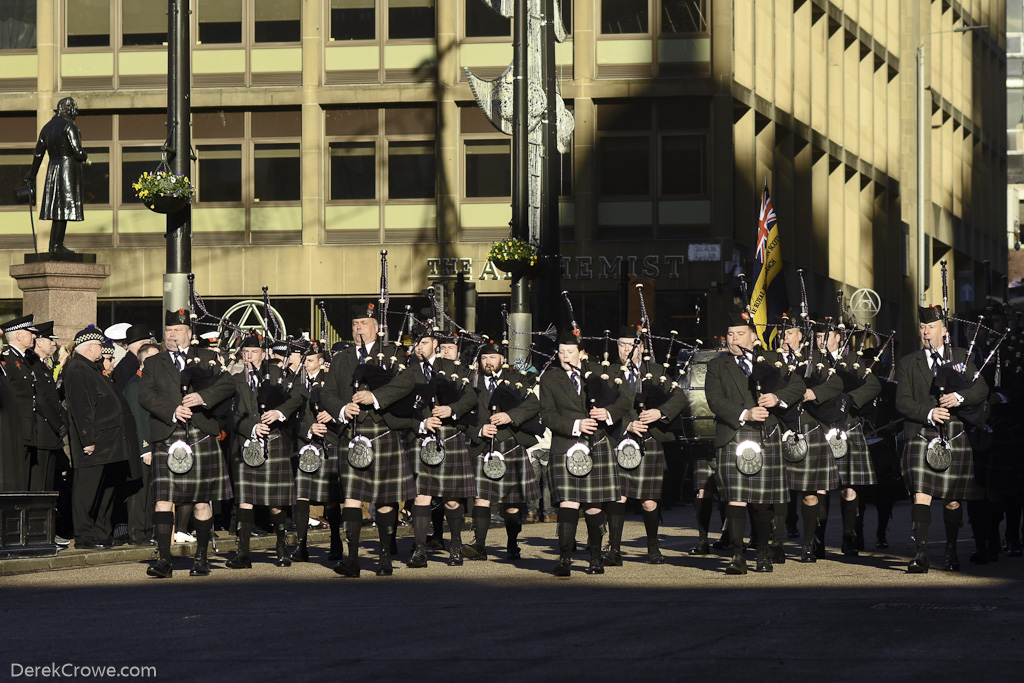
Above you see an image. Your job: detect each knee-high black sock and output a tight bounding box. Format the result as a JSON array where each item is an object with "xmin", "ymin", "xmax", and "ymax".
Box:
[
  {"xmin": 326, "ymin": 505, "xmax": 341, "ymax": 551},
  {"xmin": 988, "ymin": 500, "xmax": 1005, "ymax": 552},
  {"xmin": 556, "ymin": 508, "xmax": 578, "ymax": 557},
  {"xmin": 236, "ymin": 508, "xmax": 254, "ymax": 556},
  {"xmin": 193, "ymin": 516, "xmax": 213, "ymax": 560},
  {"xmin": 472, "ymin": 504, "xmax": 491, "ymax": 547},
  {"xmin": 841, "ymin": 497, "xmax": 859, "ymax": 536},
  {"xmin": 753, "ymin": 507, "xmax": 773, "ymax": 552},
  {"xmin": 641, "ymin": 505, "xmax": 660, "ymax": 543},
  {"xmin": 342, "ymin": 507, "xmax": 362, "ymax": 557},
  {"xmin": 816, "ymin": 493, "xmax": 831, "ymax": 545},
  {"xmin": 412, "ymin": 504, "xmax": 431, "ymax": 549},
  {"xmin": 855, "ymin": 496, "xmax": 866, "ymax": 541},
  {"xmin": 445, "ymin": 504, "xmax": 464, "ymax": 548},
  {"xmin": 772, "ymin": 502, "xmax": 787, "ymax": 544},
  {"xmin": 431, "ymin": 502, "xmax": 445, "ymax": 539},
  {"xmin": 943, "ymin": 504, "xmax": 963, "ymax": 548},
  {"xmin": 693, "ymin": 496, "xmax": 712, "ymax": 539},
  {"xmin": 502, "ymin": 505, "xmax": 523, "ymax": 548},
  {"xmin": 154, "ymin": 511, "xmax": 173, "ymax": 562},
  {"xmin": 801, "ymin": 501, "xmax": 819, "ymax": 547},
  {"xmin": 877, "ymin": 498, "xmax": 894, "ymax": 538},
  {"xmin": 606, "ymin": 501, "xmax": 626, "ymax": 551},
  {"xmin": 294, "ymin": 500, "xmax": 311, "ymax": 547},
  {"xmin": 967, "ymin": 499, "xmax": 986, "ymax": 551},
  {"xmin": 912, "ymin": 503, "xmax": 931, "ymax": 545},
  {"xmin": 270, "ymin": 509, "xmax": 288, "ymax": 556},
  {"xmin": 725, "ymin": 505, "xmax": 746, "ymax": 554},
  {"xmin": 585, "ymin": 511, "xmax": 606, "ymax": 551},
  {"xmin": 376, "ymin": 507, "xmax": 398, "ymax": 546}
]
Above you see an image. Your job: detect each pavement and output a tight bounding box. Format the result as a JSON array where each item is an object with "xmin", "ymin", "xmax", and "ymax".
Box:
[{"xmin": 1, "ymin": 500, "xmax": 1022, "ymax": 681}]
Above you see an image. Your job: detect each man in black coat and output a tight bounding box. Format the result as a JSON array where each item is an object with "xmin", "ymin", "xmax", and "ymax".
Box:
[
  {"xmin": 139, "ymin": 310, "xmax": 237, "ymax": 578},
  {"xmin": 112, "ymin": 324, "xmax": 156, "ymax": 391},
  {"xmin": 63, "ymin": 327, "xmax": 140, "ymax": 548},
  {"xmin": 123, "ymin": 343, "xmax": 160, "ymax": 546}
]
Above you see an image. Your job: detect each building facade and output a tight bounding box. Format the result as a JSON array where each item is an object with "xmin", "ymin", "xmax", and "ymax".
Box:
[{"xmin": 0, "ymin": 0, "xmax": 1008, "ymax": 343}]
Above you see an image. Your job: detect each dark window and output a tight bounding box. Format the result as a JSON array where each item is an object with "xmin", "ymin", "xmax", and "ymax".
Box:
[
  {"xmin": 331, "ymin": 0, "xmax": 376, "ymax": 40},
  {"xmin": 197, "ymin": 144, "xmax": 242, "ymax": 203},
  {"xmin": 121, "ymin": 146, "xmax": 162, "ymax": 205},
  {"xmin": 661, "ymin": 135, "xmax": 706, "ymax": 195},
  {"xmin": 601, "ymin": 0, "xmax": 648, "ymax": 35},
  {"xmin": 67, "ymin": 0, "xmax": 110, "ymax": 47},
  {"xmin": 388, "ymin": 140, "xmax": 435, "ymax": 199},
  {"xmin": 330, "ymin": 142, "xmax": 376, "ymax": 200},
  {"xmin": 82, "ymin": 147, "xmax": 110, "ymax": 205},
  {"xmin": 388, "ymin": 0, "xmax": 435, "ymax": 40},
  {"xmin": 661, "ymin": 0, "xmax": 707, "ymax": 34},
  {"xmin": 0, "ymin": 149, "xmax": 34, "ymax": 205},
  {"xmin": 198, "ymin": 0, "xmax": 242, "ymax": 44},
  {"xmin": 122, "ymin": 0, "xmax": 167, "ymax": 46},
  {"xmin": 0, "ymin": 0, "xmax": 37, "ymax": 49},
  {"xmin": 255, "ymin": 0, "xmax": 301, "ymax": 43},
  {"xmin": 599, "ymin": 136, "xmax": 649, "ymax": 195},
  {"xmin": 1010, "ymin": 154, "xmax": 1024, "ymax": 180},
  {"xmin": 598, "ymin": 102, "xmax": 652, "ymax": 131},
  {"xmin": 559, "ymin": 0, "xmax": 572, "ymax": 35},
  {"xmin": 465, "ymin": 140, "xmax": 510, "ymax": 197},
  {"xmin": 465, "ymin": 0, "xmax": 509, "ymax": 38},
  {"xmin": 254, "ymin": 143, "xmax": 300, "ymax": 201}
]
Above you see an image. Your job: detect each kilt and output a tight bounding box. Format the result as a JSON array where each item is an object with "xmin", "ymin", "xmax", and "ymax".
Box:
[
  {"xmin": 784, "ymin": 418, "xmax": 839, "ymax": 492},
  {"xmin": 414, "ymin": 427, "xmax": 477, "ymax": 498},
  {"xmin": 903, "ymin": 419, "xmax": 980, "ymax": 500},
  {"xmin": 615, "ymin": 436, "xmax": 666, "ymax": 501},
  {"xmin": 716, "ymin": 426, "xmax": 787, "ymax": 504},
  {"xmin": 553, "ymin": 434, "xmax": 619, "ymax": 504},
  {"xmin": 340, "ymin": 418, "xmax": 415, "ymax": 504},
  {"xmin": 834, "ymin": 421, "xmax": 876, "ymax": 488},
  {"xmin": 235, "ymin": 433, "xmax": 296, "ymax": 507},
  {"xmin": 475, "ymin": 438, "xmax": 541, "ymax": 504},
  {"xmin": 295, "ymin": 441, "xmax": 342, "ymax": 503},
  {"xmin": 687, "ymin": 442, "xmax": 719, "ymax": 493},
  {"xmin": 153, "ymin": 427, "xmax": 232, "ymax": 504}
]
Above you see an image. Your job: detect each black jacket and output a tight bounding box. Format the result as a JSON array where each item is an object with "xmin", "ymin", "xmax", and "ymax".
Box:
[
  {"xmin": 139, "ymin": 347, "xmax": 236, "ymax": 442},
  {"xmin": 63, "ymin": 354, "xmax": 139, "ymax": 472}
]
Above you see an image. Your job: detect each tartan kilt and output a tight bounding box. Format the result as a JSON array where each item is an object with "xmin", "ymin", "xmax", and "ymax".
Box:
[
  {"xmin": 414, "ymin": 427, "xmax": 477, "ymax": 498},
  {"xmin": 716, "ymin": 426, "xmax": 787, "ymax": 504},
  {"xmin": 553, "ymin": 434, "xmax": 620, "ymax": 504},
  {"xmin": 687, "ymin": 441, "xmax": 719, "ymax": 493},
  {"xmin": 340, "ymin": 418, "xmax": 415, "ymax": 504},
  {"xmin": 153, "ymin": 427, "xmax": 232, "ymax": 504},
  {"xmin": 295, "ymin": 441, "xmax": 342, "ymax": 504},
  {"xmin": 235, "ymin": 433, "xmax": 296, "ymax": 507},
  {"xmin": 615, "ymin": 436, "xmax": 666, "ymax": 501},
  {"xmin": 834, "ymin": 422, "xmax": 877, "ymax": 488},
  {"xmin": 475, "ymin": 438, "xmax": 542, "ymax": 504},
  {"xmin": 903, "ymin": 420, "xmax": 980, "ymax": 500},
  {"xmin": 784, "ymin": 418, "xmax": 839, "ymax": 492}
]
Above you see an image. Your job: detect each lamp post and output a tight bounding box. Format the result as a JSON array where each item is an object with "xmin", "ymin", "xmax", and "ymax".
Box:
[{"xmin": 917, "ymin": 24, "xmax": 987, "ymax": 306}]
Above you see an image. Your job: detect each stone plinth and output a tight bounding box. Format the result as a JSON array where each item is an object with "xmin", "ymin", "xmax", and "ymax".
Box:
[{"xmin": 9, "ymin": 260, "xmax": 111, "ymax": 343}]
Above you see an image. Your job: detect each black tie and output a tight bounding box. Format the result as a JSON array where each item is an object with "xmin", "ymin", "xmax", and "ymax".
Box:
[
  {"xmin": 737, "ymin": 356, "xmax": 751, "ymax": 377},
  {"xmin": 173, "ymin": 352, "xmax": 185, "ymax": 372},
  {"xmin": 358, "ymin": 346, "xmax": 368, "ymax": 364},
  {"xmin": 423, "ymin": 360, "xmax": 432, "ymax": 381},
  {"xmin": 571, "ymin": 371, "xmax": 580, "ymax": 394},
  {"xmin": 627, "ymin": 367, "xmax": 637, "ymax": 388},
  {"xmin": 486, "ymin": 377, "xmax": 496, "ymax": 394},
  {"xmin": 249, "ymin": 371, "xmax": 259, "ymax": 393},
  {"xmin": 930, "ymin": 351, "xmax": 942, "ymax": 376}
]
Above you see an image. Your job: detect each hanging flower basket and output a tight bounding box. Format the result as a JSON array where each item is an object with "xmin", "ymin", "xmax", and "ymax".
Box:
[
  {"xmin": 488, "ymin": 237, "xmax": 542, "ymax": 276},
  {"xmin": 133, "ymin": 171, "xmax": 194, "ymax": 215}
]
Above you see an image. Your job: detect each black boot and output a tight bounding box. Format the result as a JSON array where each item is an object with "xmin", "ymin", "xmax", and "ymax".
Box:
[
  {"xmin": 814, "ymin": 493, "xmax": 830, "ymax": 558},
  {"xmin": 754, "ymin": 507, "xmax": 774, "ymax": 572},
  {"xmin": 642, "ymin": 506, "xmax": 664, "ymax": 564},
  {"xmin": 854, "ymin": 497, "xmax": 866, "ymax": 550},
  {"xmin": 333, "ymin": 508, "xmax": 362, "ymax": 577},
  {"xmin": 876, "ymin": 498, "xmax": 893, "ymax": 548},
  {"xmin": 800, "ymin": 501, "xmax": 819, "ymax": 563},
  {"xmin": 908, "ymin": 503, "xmax": 930, "ymax": 573},
  {"xmin": 226, "ymin": 508, "xmax": 254, "ymax": 569},
  {"xmin": 840, "ymin": 497, "xmax": 860, "ymax": 557},
  {"xmin": 585, "ymin": 512, "xmax": 606, "ymax": 575},
  {"xmin": 690, "ymin": 496, "xmax": 711, "ymax": 555},
  {"xmin": 376, "ymin": 507, "xmax": 398, "ymax": 576},
  {"xmin": 326, "ymin": 505, "xmax": 343, "ymax": 561},
  {"xmin": 190, "ymin": 517, "xmax": 213, "ymax": 576},
  {"xmin": 292, "ymin": 500, "xmax": 311, "ymax": 562},
  {"xmin": 943, "ymin": 504, "xmax": 963, "ymax": 571},
  {"xmin": 724, "ymin": 506, "xmax": 747, "ymax": 575},
  {"xmin": 603, "ymin": 501, "xmax": 625, "ymax": 566},
  {"xmin": 445, "ymin": 504, "xmax": 464, "ymax": 566},
  {"xmin": 464, "ymin": 505, "xmax": 490, "ymax": 560},
  {"xmin": 271, "ymin": 510, "xmax": 291, "ymax": 567},
  {"xmin": 147, "ymin": 511, "xmax": 174, "ymax": 578},
  {"xmin": 48, "ymin": 220, "xmax": 74, "ymax": 255},
  {"xmin": 769, "ymin": 502, "xmax": 786, "ymax": 564},
  {"xmin": 502, "ymin": 506, "xmax": 523, "ymax": 560},
  {"xmin": 406, "ymin": 504, "xmax": 430, "ymax": 568},
  {"xmin": 554, "ymin": 508, "xmax": 577, "ymax": 577}
]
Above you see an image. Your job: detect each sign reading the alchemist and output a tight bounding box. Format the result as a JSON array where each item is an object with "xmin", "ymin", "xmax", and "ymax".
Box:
[{"xmin": 428, "ymin": 245, "xmax": 719, "ymax": 282}]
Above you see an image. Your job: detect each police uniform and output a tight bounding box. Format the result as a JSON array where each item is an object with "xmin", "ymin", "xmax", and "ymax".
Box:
[{"xmin": 896, "ymin": 305, "xmax": 989, "ymax": 573}]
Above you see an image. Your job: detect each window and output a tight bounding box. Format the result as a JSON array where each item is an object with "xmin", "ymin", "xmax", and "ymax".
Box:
[
  {"xmin": 67, "ymin": 0, "xmax": 110, "ymax": 47},
  {"xmin": 389, "ymin": 0, "xmax": 435, "ymax": 40},
  {"xmin": 465, "ymin": 140, "xmax": 510, "ymax": 197},
  {"xmin": 465, "ymin": 0, "xmax": 509, "ymax": 38},
  {"xmin": 1012, "ymin": 58, "xmax": 1024, "ymax": 79},
  {"xmin": 330, "ymin": 0, "xmax": 375, "ymax": 41},
  {"xmin": 600, "ymin": 137, "xmax": 649, "ymax": 195},
  {"xmin": 120, "ymin": 146, "xmax": 162, "ymax": 205},
  {"xmin": 661, "ymin": 135, "xmax": 706, "ymax": 195},
  {"xmin": 122, "ymin": 0, "xmax": 167, "ymax": 46},
  {"xmin": 198, "ymin": 0, "xmax": 243, "ymax": 44},
  {"xmin": 82, "ymin": 148, "xmax": 111, "ymax": 204},
  {"xmin": 388, "ymin": 141, "xmax": 435, "ymax": 199},
  {"xmin": 1009, "ymin": 35, "xmax": 1023, "ymax": 56},
  {"xmin": 255, "ymin": 0, "xmax": 300, "ymax": 43},
  {"xmin": 660, "ymin": 0, "xmax": 707, "ymax": 34},
  {"xmin": 0, "ymin": 148, "xmax": 34, "ymax": 203},
  {"xmin": 601, "ymin": 0, "xmax": 648, "ymax": 35},
  {"xmin": 197, "ymin": 144, "xmax": 242, "ymax": 203},
  {"xmin": 254, "ymin": 143, "xmax": 300, "ymax": 201},
  {"xmin": 330, "ymin": 142, "xmax": 376, "ymax": 199},
  {"xmin": 0, "ymin": 0, "xmax": 36, "ymax": 49}
]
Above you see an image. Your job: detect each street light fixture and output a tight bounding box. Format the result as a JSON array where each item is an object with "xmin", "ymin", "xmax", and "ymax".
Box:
[{"xmin": 917, "ymin": 24, "xmax": 988, "ymax": 306}]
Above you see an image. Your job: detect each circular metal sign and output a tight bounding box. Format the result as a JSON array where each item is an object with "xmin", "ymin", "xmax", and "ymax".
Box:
[{"xmin": 849, "ymin": 288, "xmax": 881, "ymax": 322}]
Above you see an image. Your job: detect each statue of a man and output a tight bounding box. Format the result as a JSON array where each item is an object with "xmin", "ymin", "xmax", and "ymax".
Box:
[{"xmin": 25, "ymin": 97, "xmax": 88, "ymax": 256}]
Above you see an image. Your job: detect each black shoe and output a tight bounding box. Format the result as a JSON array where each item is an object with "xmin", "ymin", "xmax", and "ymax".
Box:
[
  {"xmin": 333, "ymin": 556, "xmax": 360, "ymax": 577},
  {"xmin": 189, "ymin": 558, "xmax": 210, "ymax": 576},
  {"xmin": 276, "ymin": 554, "xmax": 292, "ymax": 567},
  {"xmin": 554, "ymin": 558, "xmax": 572, "ymax": 577},
  {"xmin": 506, "ymin": 545, "xmax": 521, "ymax": 561},
  {"xmin": 291, "ymin": 544, "xmax": 310, "ymax": 562},
  {"xmin": 876, "ymin": 535, "xmax": 889, "ymax": 549},
  {"xmin": 786, "ymin": 522, "xmax": 800, "ymax": 539},
  {"xmin": 586, "ymin": 550, "xmax": 604, "ymax": 575},
  {"xmin": 146, "ymin": 558, "xmax": 173, "ymax": 578},
  {"xmin": 712, "ymin": 537, "xmax": 730, "ymax": 550},
  {"xmin": 462, "ymin": 543, "xmax": 488, "ymax": 561},
  {"xmin": 754, "ymin": 549, "xmax": 773, "ymax": 573},
  {"xmin": 225, "ymin": 553, "xmax": 252, "ymax": 569},
  {"xmin": 841, "ymin": 534, "xmax": 859, "ymax": 557},
  {"xmin": 1008, "ymin": 545, "xmax": 1022, "ymax": 558},
  {"xmin": 406, "ymin": 548, "xmax": 428, "ymax": 568},
  {"xmin": 813, "ymin": 538, "xmax": 826, "ymax": 559},
  {"xmin": 944, "ymin": 551, "xmax": 961, "ymax": 572},
  {"xmin": 78, "ymin": 539, "xmax": 112, "ymax": 550},
  {"xmin": 602, "ymin": 549, "xmax": 623, "ymax": 567},
  {"xmin": 968, "ymin": 549, "xmax": 989, "ymax": 565},
  {"xmin": 769, "ymin": 543, "xmax": 786, "ymax": 564},
  {"xmin": 135, "ymin": 538, "xmax": 158, "ymax": 547},
  {"xmin": 327, "ymin": 548, "xmax": 344, "ymax": 562},
  {"xmin": 447, "ymin": 547, "xmax": 464, "ymax": 566},
  {"xmin": 376, "ymin": 551, "xmax": 394, "ymax": 577},
  {"xmin": 424, "ymin": 535, "xmax": 445, "ymax": 551},
  {"xmin": 800, "ymin": 546, "xmax": 817, "ymax": 563},
  {"xmin": 908, "ymin": 549, "xmax": 929, "ymax": 574},
  {"xmin": 689, "ymin": 539, "xmax": 711, "ymax": 556},
  {"xmin": 725, "ymin": 555, "xmax": 747, "ymax": 575},
  {"xmin": 647, "ymin": 542, "xmax": 666, "ymax": 565}
]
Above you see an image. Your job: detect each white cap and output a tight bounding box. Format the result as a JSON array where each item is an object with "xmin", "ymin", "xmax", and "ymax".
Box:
[{"xmin": 104, "ymin": 322, "xmax": 131, "ymax": 341}]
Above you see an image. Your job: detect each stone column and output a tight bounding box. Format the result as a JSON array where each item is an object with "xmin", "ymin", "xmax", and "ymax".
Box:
[{"xmin": 9, "ymin": 262, "xmax": 112, "ymax": 343}]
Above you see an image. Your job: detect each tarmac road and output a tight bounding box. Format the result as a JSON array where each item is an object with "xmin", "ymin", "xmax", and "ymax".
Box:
[{"xmin": 2, "ymin": 502, "xmax": 1022, "ymax": 681}]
